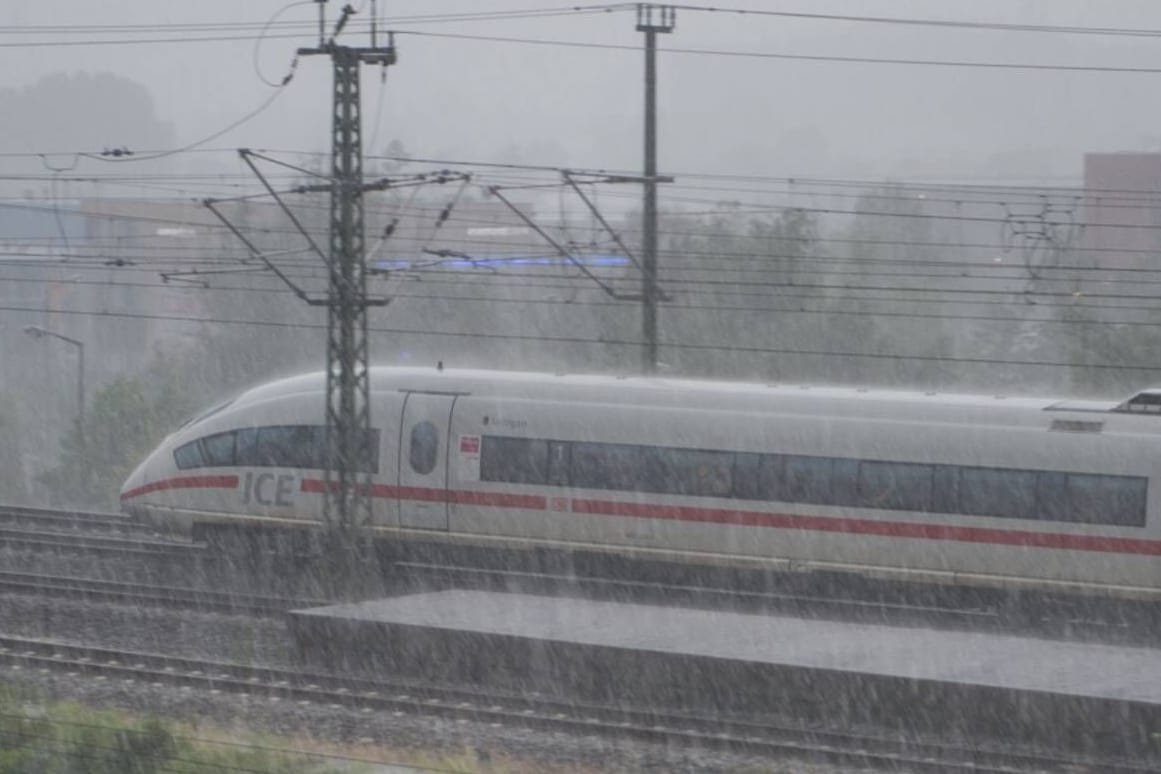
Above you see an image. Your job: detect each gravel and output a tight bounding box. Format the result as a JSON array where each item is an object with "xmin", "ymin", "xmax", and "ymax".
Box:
[{"xmin": 0, "ymin": 593, "xmax": 294, "ymax": 667}]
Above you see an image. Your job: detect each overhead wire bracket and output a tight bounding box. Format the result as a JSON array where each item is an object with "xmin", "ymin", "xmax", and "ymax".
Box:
[
  {"xmin": 238, "ymin": 149, "xmax": 332, "ymax": 266},
  {"xmin": 488, "ymin": 185, "xmax": 642, "ymax": 301},
  {"xmin": 202, "ymin": 198, "xmax": 325, "ymax": 305}
]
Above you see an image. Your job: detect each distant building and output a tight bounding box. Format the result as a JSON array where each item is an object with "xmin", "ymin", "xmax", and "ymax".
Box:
[{"xmin": 1083, "ymin": 153, "xmax": 1161, "ymax": 270}]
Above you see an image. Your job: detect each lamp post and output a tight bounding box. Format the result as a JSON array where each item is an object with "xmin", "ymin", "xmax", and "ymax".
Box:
[{"xmin": 24, "ymin": 325, "xmax": 85, "ymax": 444}]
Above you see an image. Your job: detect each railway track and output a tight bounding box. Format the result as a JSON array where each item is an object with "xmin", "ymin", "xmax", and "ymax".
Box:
[
  {"xmin": 0, "ymin": 633, "xmax": 1150, "ymax": 774},
  {"xmin": 0, "ymin": 570, "xmax": 322, "ymax": 616},
  {"xmin": 0, "ymin": 503, "xmax": 147, "ymax": 534},
  {"xmin": 0, "ymin": 503, "xmax": 1148, "ymax": 647},
  {"xmin": 0, "ymin": 524, "xmax": 204, "ymax": 559}
]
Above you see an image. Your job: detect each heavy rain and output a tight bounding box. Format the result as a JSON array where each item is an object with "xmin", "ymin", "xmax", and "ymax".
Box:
[{"xmin": 2, "ymin": 2, "xmax": 1161, "ymax": 772}]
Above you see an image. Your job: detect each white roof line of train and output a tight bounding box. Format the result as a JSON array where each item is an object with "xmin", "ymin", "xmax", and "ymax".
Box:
[{"xmin": 224, "ymin": 366, "xmax": 1135, "ymax": 414}]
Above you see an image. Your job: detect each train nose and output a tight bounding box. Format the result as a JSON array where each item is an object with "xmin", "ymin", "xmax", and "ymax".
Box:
[{"xmin": 120, "ymin": 461, "xmax": 148, "ymax": 502}]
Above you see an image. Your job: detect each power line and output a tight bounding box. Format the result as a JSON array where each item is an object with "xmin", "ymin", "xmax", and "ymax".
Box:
[
  {"xmin": 397, "ymin": 29, "xmax": 1161, "ymax": 74},
  {"xmin": 11, "ymin": 193, "xmax": 1161, "ymax": 256},
  {"xmin": 671, "ymin": 4, "xmax": 1161, "ymax": 39},
  {"xmin": 3, "ymin": 153, "xmax": 1153, "ymax": 208},
  {"xmin": 16, "ymin": 147, "xmax": 1161, "ymax": 212},
  {"xmin": 0, "ymin": 7, "xmax": 628, "ymax": 47},
  {"xmin": 9, "ymin": 6, "xmax": 1161, "ymax": 73},
  {"xmin": 17, "ymin": 245, "xmax": 1161, "ymax": 293},
  {"xmin": 10, "ymin": 269, "xmax": 1161, "ymax": 330},
  {"xmin": 4, "ymin": 302, "xmax": 1160, "ymax": 373},
  {"xmin": 0, "ymin": 6, "xmax": 627, "ymax": 35}
]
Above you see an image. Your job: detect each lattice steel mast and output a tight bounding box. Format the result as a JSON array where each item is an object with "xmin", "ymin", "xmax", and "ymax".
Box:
[{"xmin": 298, "ymin": 3, "xmax": 396, "ymax": 538}]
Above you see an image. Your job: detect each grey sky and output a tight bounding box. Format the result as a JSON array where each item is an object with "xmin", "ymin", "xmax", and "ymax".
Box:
[{"xmin": 5, "ymin": 1, "xmax": 1161, "ymax": 182}]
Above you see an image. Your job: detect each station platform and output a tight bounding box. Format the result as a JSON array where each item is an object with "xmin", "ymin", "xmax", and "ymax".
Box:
[{"xmin": 289, "ymin": 589, "xmax": 1161, "ymax": 757}]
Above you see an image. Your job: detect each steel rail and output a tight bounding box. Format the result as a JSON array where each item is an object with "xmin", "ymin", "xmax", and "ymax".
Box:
[
  {"xmin": 0, "ymin": 504, "xmax": 144, "ymax": 533},
  {"xmin": 0, "ymin": 634, "xmax": 1151, "ymax": 774},
  {"xmin": 0, "ymin": 570, "xmax": 322, "ymax": 616}
]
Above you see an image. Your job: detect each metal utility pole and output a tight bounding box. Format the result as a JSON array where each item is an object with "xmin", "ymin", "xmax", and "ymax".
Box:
[
  {"xmin": 298, "ymin": 2, "xmax": 396, "ymax": 540},
  {"xmin": 23, "ymin": 325, "xmax": 85, "ymax": 448},
  {"xmin": 637, "ymin": 4, "xmax": 674, "ymax": 374}
]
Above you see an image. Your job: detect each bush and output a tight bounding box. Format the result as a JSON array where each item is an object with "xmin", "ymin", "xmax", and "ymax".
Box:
[{"xmin": 0, "ymin": 685, "xmax": 349, "ymax": 773}]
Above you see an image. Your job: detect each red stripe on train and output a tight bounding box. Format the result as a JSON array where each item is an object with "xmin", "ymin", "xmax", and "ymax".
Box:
[
  {"xmin": 451, "ymin": 489, "xmax": 547, "ymax": 509},
  {"xmin": 569, "ymin": 498, "xmax": 1161, "ymax": 556},
  {"xmin": 120, "ymin": 474, "xmax": 239, "ymax": 501},
  {"xmin": 122, "ymin": 474, "xmax": 1161, "ymax": 556},
  {"xmin": 298, "ymin": 479, "xmax": 545, "ymax": 509}
]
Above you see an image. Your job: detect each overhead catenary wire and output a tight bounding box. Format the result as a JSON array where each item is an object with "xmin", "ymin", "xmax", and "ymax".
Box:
[
  {"xmin": 15, "ymin": 147, "xmax": 1161, "ymax": 211},
  {"xmin": 11, "ymin": 175, "xmax": 1161, "ymax": 253},
  {"xmin": 5, "ymin": 18, "xmax": 1161, "ymax": 81},
  {"xmin": 10, "ymin": 270, "xmax": 1161, "ymax": 332},
  {"xmin": 669, "ymin": 4, "xmax": 1161, "ymax": 39},
  {"xmin": 6, "ymin": 161, "xmax": 1161, "ymax": 310},
  {"xmin": 395, "ymin": 29, "xmax": 1161, "ymax": 75},
  {"xmin": 0, "ymin": 6, "xmax": 630, "ymax": 36},
  {"xmin": 78, "ymin": 78, "xmax": 298, "ymax": 165},
  {"xmin": 3, "ymin": 0, "xmax": 1160, "ymax": 392},
  {"xmin": 15, "ymin": 236, "xmax": 1161, "ymax": 293},
  {"xmin": 4, "ymin": 301, "xmax": 1159, "ymax": 373}
]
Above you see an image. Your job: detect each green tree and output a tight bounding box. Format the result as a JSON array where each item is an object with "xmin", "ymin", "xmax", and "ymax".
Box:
[
  {"xmin": 39, "ymin": 358, "xmax": 196, "ymax": 509},
  {"xmin": 659, "ymin": 204, "xmax": 825, "ymax": 379},
  {"xmin": 838, "ymin": 185, "xmax": 953, "ymax": 386}
]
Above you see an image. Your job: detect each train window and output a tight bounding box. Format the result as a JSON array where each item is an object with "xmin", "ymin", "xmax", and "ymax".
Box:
[
  {"xmin": 733, "ymin": 453, "xmax": 763, "ymax": 500},
  {"xmin": 173, "ymin": 425, "xmax": 377, "ymax": 472},
  {"xmin": 547, "ymin": 441, "xmax": 570, "ymax": 486},
  {"xmin": 932, "ymin": 466, "xmax": 960, "ymax": 514},
  {"xmin": 571, "ymin": 442, "xmax": 644, "ymax": 491},
  {"xmin": 471, "ymin": 432, "xmax": 1147, "ymax": 529},
  {"xmin": 782, "ymin": 456, "xmax": 838, "ymax": 506},
  {"xmin": 752, "ymin": 454, "xmax": 789, "ymax": 503},
  {"xmin": 173, "ymin": 440, "xmax": 204, "ymax": 470},
  {"xmin": 293, "ymin": 426, "xmax": 327, "ymax": 468},
  {"xmin": 643, "ymin": 448, "xmax": 734, "ymax": 497},
  {"xmin": 857, "ymin": 461, "xmax": 933, "ymax": 512},
  {"xmin": 235, "ymin": 428, "xmax": 258, "ymax": 466},
  {"xmin": 959, "ymin": 468, "xmax": 1036, "ymax": 520},
  {"xmin": 335, "ymin": 427, "xmax": 380, "ymax": 473},
  {"xmin": 480, "ymin": 436, "xmax": 548, "ymax": 484},
  {"xmin": 831, "ymin": 459, "xmax": 860, "ymax": 506},
  {"xmin": 756, "ymin": 454, "xmax": 788, "ymax": 502},
  {"xmin": 312, "ymin": 427, "xmax": 379, "ymax": 474},
  {"xmin": 409, "ymin": 421, "xmax": 440, "ymax": 475},
  {"xmin": 248, "ymin": 427, "xmax": 284, "ymax": 467},
  {"xmin": 252, "ymin": 426, "xmax": 308, "ymax": 468},
  {"xmin": 1036, "ymin": 472, "xmax": 1069, "ymax": 522},
  {"xmin": 200, "ymin": 431, "xmax": 237, "ymax": 467},
  {"xmin": 1068, "ymin": 474, "xmax": 1147, "ymax": 527}
]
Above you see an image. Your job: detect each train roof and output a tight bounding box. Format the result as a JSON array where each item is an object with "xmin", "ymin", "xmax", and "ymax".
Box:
[{"xmin": 225, "ymin": 366, "xmax": 1145, "ymax": 422}]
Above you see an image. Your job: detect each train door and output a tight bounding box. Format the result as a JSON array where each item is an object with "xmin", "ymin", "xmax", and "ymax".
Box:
[{"xmin": 398, "ymin": 392, "xmax": 458, "ymax": 530}]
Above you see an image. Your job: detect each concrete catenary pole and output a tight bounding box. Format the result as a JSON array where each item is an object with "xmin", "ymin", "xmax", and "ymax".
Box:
[{"xmin": 637, "ymin": 4, "xmax": 675, "ymax": 374}]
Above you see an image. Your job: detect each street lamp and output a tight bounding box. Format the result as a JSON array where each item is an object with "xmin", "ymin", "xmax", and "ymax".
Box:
[{"xmin": 24, "ymin": 325, "xmax": 85, "ymax": 444}]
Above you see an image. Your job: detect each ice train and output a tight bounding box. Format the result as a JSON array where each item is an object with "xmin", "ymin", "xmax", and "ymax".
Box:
[{"xmin": 120, "ymin": 367, "xmax": 1161, "ymax": 598}]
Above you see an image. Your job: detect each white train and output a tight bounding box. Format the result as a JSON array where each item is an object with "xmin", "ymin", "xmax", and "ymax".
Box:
[{"xmin": 121, "ymin": 366, "xmax": 1161, "ymax": 598}]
